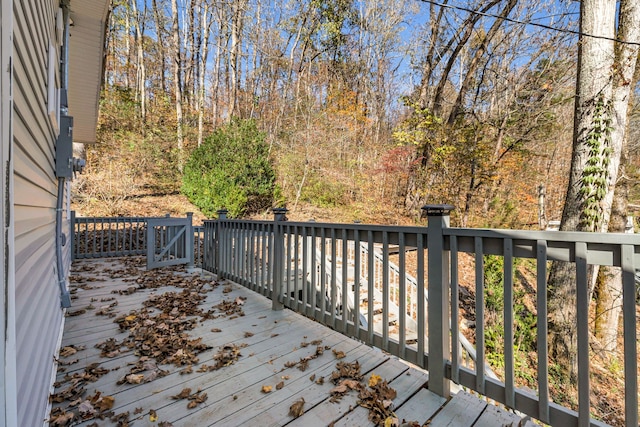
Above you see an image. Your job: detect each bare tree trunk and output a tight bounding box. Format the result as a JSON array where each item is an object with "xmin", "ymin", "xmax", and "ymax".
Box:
[
  {"xmin": 447, "ymin": 0, "xmax": 518, "ymax": 124},
  {"xmin": 151, "ymin": 0, "xmax": 167, "ymax": 94},
  {"xmin": 431, "ymin": 0, "xmax": 501, "ymax": 117},
  {"xmin": 171, "ymin": 0, "xmax": 184, "ymax": 171},
  {"xmin": 131, "ymin": 0, "xmax": 146, "ymax": 123},
  {"xmin": 548, "ymin": 0, "xmax": 640, "ymax": 381},
  {"xmin": 211, "ymin": 2, "xmax": 228, "ymax": 126},
  {"xmin": 197, "ymin": 2, "xmax": 211, "ymax": 147},
  {"xmin": 124, "ymin": 4, "xmax": 132, "ymax": 88},
  {"xmin": 229, "ymin": 0, "xmax": 247, "ymax": 120},
  {"xmin": 593, "ymin": 168, "xmax": 627, "ymax": 354},
  {"xmin": 593, "ymin": 0, "xmax": 640, "ymax": 355}
]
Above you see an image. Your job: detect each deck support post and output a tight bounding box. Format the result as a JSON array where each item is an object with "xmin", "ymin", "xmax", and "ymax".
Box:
[
  {"xmin": 423, "ymin": 204, "xmax": 454, "ymax": 398},
  {"xmin": 215, "ymin": 209, "xmax": 228, "ymax": 278},
  {"xmin": 272, "ymin": 208, "xmax": 288, "ymax": 310}
]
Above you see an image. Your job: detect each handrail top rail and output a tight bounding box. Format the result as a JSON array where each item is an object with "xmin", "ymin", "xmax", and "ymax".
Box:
[
  {"xmin": 205, "ymin": 218, "xmax": 640, "ymax": 246},
  {"xmin": 447, "ymin": 226, "xmax": 640, "ymax": 245}
]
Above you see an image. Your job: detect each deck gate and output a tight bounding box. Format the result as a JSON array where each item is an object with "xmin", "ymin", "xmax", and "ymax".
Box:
[{"xmin": 146, "ymin": 213, "xmax": 195, "ymax": 270}]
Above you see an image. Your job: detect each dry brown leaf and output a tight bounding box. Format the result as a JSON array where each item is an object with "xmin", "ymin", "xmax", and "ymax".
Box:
[
  {"xmin": 276, "ymin": 381, "xmax": 284, "ymax": 390},
  {"xmin": 125, "ymin": 373, "xmax": 144, "ymax": 384},
  {"xmin": 78, "ymin": 400, "xmax": 96, "ymax": 417},
  {"xmin": 96, "ymin": 395, "xmax": 115, "ymax": 411},
  {"xmin": 211, "ymin": 328, "xmax": 222, "ymax": 333},
  {"xmin": 59, "ymin": 346, "xmax": 78, "ymax": 358},
  {"xmin": 332, "ymin": 349, "xmax": 346, "ymax": 359},
  {"xmin": 171, "ymin": 388, "xmax": 192, "ymax": 400},
  {"xmin": 261, "ymin": 385, "xmax": 273, "ymax": 393},
  {"xmin": 331, "ymin": 384, "xmax": 349, "ymax": 394},
  {"xmin": 50, "ymin": 411, "xmax": 75, "ymax": 426},
  {"xmin": 244, "ymin": 331, "xmax": 254, "ymax": 338},
  {"xmin": 289, "ymin": 398, "xmax": 305, "ymax": 418}
]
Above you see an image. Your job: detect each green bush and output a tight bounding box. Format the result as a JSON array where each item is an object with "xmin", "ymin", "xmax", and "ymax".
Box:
[{"xmin": 181, "ymin": 119, "xmax": 276, "ymax": 218}]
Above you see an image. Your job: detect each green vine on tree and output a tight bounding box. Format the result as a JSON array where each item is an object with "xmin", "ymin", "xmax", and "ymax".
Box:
[{"xmin": 579, "ymin": 93, "xmax": 613, "ymax": 230}]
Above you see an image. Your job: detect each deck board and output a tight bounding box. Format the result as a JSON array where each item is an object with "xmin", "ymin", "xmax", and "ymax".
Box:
[{"xmin": 50, "ymin": 258, "xmax": 528, "ymax": 427}]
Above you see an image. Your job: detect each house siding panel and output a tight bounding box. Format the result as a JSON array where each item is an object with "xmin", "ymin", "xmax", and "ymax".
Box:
[{"xmin": 12, "ymin": 1, "xmax": 63, "ymax": 426}]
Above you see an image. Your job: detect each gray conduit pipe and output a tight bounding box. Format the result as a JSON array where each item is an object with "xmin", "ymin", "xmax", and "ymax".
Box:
[{"xmin": 56, "ymin": 0, "xmax": 72, "ymax": 308}]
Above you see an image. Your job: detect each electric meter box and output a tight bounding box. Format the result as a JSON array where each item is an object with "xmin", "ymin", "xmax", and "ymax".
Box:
[{"xmin": 55, "ymin": 115, "xmax": 73, "ymax": 178}]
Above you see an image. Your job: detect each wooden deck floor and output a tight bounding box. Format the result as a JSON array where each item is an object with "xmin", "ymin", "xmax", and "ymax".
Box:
[{"xmin": 50, "ymin": 258, "xmax": 529, "ymax": 427}]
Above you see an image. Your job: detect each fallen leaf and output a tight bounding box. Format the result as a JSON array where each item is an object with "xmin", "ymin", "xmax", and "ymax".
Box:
[
  {"xmin": 384, "ymin": 416, "xmax": 398, "ymax": 427},
  {"xmin": 244, "ymin": 331, "xmax": 254, "ymax": 338},
  {"xmin": 332, "ymin": 349, "xmax": 346, "ymax": 359},
  {"xmin": 369, "ymin": 373, "xmax": 382, "ymax": 387},
  {"xmin": 211, "ymin": 328, "xmax": 222, "ymax": 333},
  {"xmin": 78, "ymin": 400, "xmax": 96, "ymax": 417},
  {"xmin": 59, "ymin": 346, "xmax": 78, "ymax": 358},
  {"xmin": 125, "ymin": 374, "xmax": 144, "ymax": 384},
  {"xmin": 261, "ymin": 385, "xmax": 273, "ymax": 393},
  {"xmin": 276, "ymin": 381, "xmax": 284, "ymax": 390},
  {"xmin": 289, "ymin": 398, "xmax": 305, "ymax": 418},
  {"xmin": 171, "ymin": 388, "xmax": 192, "ymax": 400},
  {"xmin": 50, "ymin": 411, "xmax": 74, "ymax": 425},
  {"xmin": 149, "ymin": 409, "xmax": 158, "ymax": 422},
  {"xmin": 96, "ymin": 395, "xmax": 115, "ymax": 411}
]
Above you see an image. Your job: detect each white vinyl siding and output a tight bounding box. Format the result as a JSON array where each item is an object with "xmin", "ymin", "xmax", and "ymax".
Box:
[{"xmin": 13, "ymin": 1, "xmax": 65, "ymax": 426}]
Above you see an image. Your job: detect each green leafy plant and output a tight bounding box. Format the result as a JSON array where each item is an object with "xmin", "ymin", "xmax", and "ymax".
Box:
[
  {"xmin": 181, "ymin": 118, "xmax": 277, "ymax": 218},
  {"xmin": 579, "ymin": 93, "xmax": 613, "ymax": 230}
]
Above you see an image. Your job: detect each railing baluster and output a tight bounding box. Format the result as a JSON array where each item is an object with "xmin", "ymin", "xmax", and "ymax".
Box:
[
  {"xmin": 341, "ymin": 229, "xmax": 348, "ymax": 335},
  {"xmin": 354, "ymin": 230, "xmax": 362, "ymax": 340},
  {"xmin": 382, "ymin": 231, "xmax": 390, "ymax": 351},
  {"xmin": 330, "ymin": 228, "xmax": 337, "ymax": 328},
  {"xmin": 536, "ymin": 239, "xmax": 550, "ymax": 423},
  {"xmin": 450, "ymin": 234, "xmax": 460, "ymax": 383},
  {"xmin": 575, "ymin": 241, "xmax": 590, "ymax": 427},
  {"xmin": 285, "ymin": 226, "xmax": 292, "ymax": 307},
  {"xmin": 621, "ymin": 244, "xmax": 638, "ymax": 427},
  {"xmin": 311, "ymin": 227, "xmax": 318, "ymax": 320},
  {"xmin": 475, "ymin": 236, "xmax": 485, "ymax": 394},
  {"xmin": 302, "ymin": 226, "xmax": 309, "ymax": 316},
  {"xmin": 249, "ymin": 223, "xmax": 255, "ymax": 289},
  {"xmin": 367, "ymin": 231, "xmax": 374, "ymax": 345},
  {"xmin": 504, "ymin": 238, "xmax": 515, "ymax": 408},
  {"xmin": 398, "ymin": 232, "xmax": 406, "ymax": 359}
]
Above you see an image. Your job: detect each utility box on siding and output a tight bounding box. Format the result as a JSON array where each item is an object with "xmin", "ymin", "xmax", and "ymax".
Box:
[{"xmin": 56, "ymin": 115, "xmax": 74, "ymax": 178}]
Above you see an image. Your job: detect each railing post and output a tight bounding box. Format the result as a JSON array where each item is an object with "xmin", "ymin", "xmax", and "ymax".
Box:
[
  {"xmin": 423, "ymin": 204, "xmax": 454, "ymax": 397},
  {"xmin": 185, "ymin": 212, "xmax": 195, "ymax": 273},
  {"xmin": 70, "ymin": 210, "xmax": 76, "ymax": 261},
  {"xmin": 272, "ymin": 208, "xmax": 288, "ymax": 310},
  {"xmin": 216, "ymin": 209, "xmax": 228, "ymax": 278}
]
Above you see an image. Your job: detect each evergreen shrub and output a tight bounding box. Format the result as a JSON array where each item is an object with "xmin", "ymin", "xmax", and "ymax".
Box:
[{"xmin": 181, "ymin": 118, "xmax": 276, "ymax": 217}]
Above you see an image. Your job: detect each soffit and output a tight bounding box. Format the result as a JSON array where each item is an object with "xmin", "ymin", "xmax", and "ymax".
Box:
[{"xmin": 67, "ymin": 0, "xmax": 109, "ymax": 144}]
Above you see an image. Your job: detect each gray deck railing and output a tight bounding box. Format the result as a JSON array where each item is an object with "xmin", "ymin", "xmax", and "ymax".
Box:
[
  {"xmin": 202, "ymin": 206, "xmax": 638, "ymax": 427},
  {"xmin": 71, "ymin": 212, "xmax": 205, "ymax": 266}
]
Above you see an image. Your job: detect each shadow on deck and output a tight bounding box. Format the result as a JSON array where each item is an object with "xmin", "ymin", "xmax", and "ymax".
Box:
[{"xmin": 50, "ymin": 258, "xmax": 532, "ymax": 427}]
